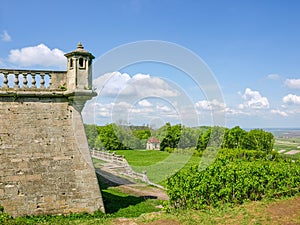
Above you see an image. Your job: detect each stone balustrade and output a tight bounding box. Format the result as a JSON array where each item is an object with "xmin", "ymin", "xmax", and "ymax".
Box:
[
  {"xmin": 0, "ymin": 69, "xmax": 67, "ymax": 91},
  {"xmin": 90, "ymin": 149, "xmax": 165, "ymax": 189}
]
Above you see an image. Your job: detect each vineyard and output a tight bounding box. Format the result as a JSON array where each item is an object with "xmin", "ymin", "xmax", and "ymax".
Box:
[{"xmin": 166, "ymin": 149, "xmax": 300, "ymax": 210}]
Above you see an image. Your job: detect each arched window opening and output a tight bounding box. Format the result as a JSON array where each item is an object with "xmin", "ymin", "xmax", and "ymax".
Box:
[{"xmin": 79, "ymin": 58, "xmax": 84, "ymax": 68}]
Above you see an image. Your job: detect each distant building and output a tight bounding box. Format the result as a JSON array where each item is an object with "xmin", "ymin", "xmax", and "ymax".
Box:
[{"xmin": 146, "ymin": 137, "xmax": 160, "ymax": 150}]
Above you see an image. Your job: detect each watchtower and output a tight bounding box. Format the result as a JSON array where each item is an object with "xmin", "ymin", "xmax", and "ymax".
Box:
[{"xmin": 65, "ymin": 42, "xmax": 94, "ymax": 91}]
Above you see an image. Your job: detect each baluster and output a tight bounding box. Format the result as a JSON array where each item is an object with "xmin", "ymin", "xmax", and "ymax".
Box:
[
  {"xmin": 3, "ymin": 72, "xmax": 8, "ymax": 89},
  {"xmin": 40, "ymin": 73, "xmax": 45, "ymax": 88},
  {"xmin": 14, "ymin": 72, "xmax": 20, "ymax": 89},
  {"xmin": 48, "ymin": 74, "xmax": 52, "ymax": 89},
  {"xmin": 23, "ymin": 73, "xmax": 28, "ymax": 88},
  {"xmin": 31, "ymin": 74, "xmax": 36, "ymax": 88}
]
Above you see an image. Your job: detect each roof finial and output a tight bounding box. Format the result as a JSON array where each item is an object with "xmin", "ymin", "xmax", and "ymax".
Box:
[{"xmin": 77, "ymin": 42, "xmax": 84, "ymax": 49}]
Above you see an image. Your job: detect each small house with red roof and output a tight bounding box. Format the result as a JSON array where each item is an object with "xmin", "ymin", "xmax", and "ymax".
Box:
[{"xmin": 146, "ymin": 137, "xmax": 160, "ymax": 150}]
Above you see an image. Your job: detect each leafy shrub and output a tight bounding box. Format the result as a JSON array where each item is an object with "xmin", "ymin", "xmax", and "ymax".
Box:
[
  {"xmin": 0, "ymin": 205, "xmax": 11, "ymax": 224},
  {"xmin": 166, "ymin": 150, "xmax": 300, "ymax": 210}
]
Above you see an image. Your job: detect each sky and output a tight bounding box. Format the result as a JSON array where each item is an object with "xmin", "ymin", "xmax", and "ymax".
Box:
[{"xmin": 0, "ymin": 0, "xmax": 300, "ymax": 128}]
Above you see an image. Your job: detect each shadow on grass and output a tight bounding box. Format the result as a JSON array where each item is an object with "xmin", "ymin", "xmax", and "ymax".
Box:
[
  {"xmin": 96, "ymin": 172, "xmax": 157, "ymax": 215},
  {"xmin": 101, "ymin": 191, "xmax": 146, "ymax": 214}
]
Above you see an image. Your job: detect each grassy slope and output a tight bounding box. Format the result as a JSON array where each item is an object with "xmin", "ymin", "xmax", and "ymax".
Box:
[
  {"xmin": 5, "ymin": 195, "xmax": 299, "ymax": 224},
  {"xmin": 115, "ymin": 150, "xmax": 201, "ymax": 184}
]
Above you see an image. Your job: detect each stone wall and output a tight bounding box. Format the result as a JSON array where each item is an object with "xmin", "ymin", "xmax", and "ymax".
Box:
[{"xmin": 0, "ymin": 96, "xmax": 104, "ymax": 217}]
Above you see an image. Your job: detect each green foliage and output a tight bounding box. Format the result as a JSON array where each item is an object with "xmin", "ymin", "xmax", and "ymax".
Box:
[
  {"xmin": 164, "ymin": 147, "xmax": 175, "ymax": 153},
  {"xmin": 241, "ymin": 129, "xmax": 274, "ymax": 153},
  {"xmin": 160, "ymin": 123, "xmax": 180, "ymax": 150},
  {"xmin": 0, "ymin": 205, "xmax": 11, "ymax": 224},
  {"xmin": 132, "ymin": 128, "xmax": 151, "ymax": 140},
  {"xmin": 166, "ymin": 149, "xmax": 300, "ymax": 210},
  {"xmin": 85, "ymin": 124, "xmax": 152, "ymax": 150},
  {"xmin": 84, "ymin": 124, "xmax": 99, "ymax": 149},
  {"xmin": 94, "ymin": 124, "xmax": 130, "ymax": 150},
  {"xmin": 222, "ymin": 126, "xmax": 246, "ymax": 149},
  {"xmin": 197, "ymin": 126, "xmax": 274, "ymax": 153},
  {"xmin": 156, "ymin": 123, "xmax": 200, "ymax": 151},
  {"xmin": 85, "ymin": 123, "xmax": 274, "ymax": 153},
  {"xmin": 1, "ymin": 210, "xmax": 108, "ymax": 224},
  {"xmin": 197, "ymin": 126, "xmax": 225, "ymax": 151},
  {"xmin": 217, "ymin": 148, "xmax": 280, "ymax": 161}
]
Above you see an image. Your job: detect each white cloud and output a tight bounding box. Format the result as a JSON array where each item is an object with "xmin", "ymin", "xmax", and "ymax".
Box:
[
  {"xmin": 225, "ymin": 108, "xmax": 249, "ymax": 115},
  {"xmin": 8, "ymin": 44, "xmax": 66, "ymax": 68},
  {"xmin": 138, "ymin": 99, "xmax": 152, "ymax": 107},
  {"xmin": 156, "ymin": 105, "xmax": 172, "ymax": 112},
  {"xmin": 84, "ymin": 72, "xmax": 187, "ymax": 125},
  {"xmin": 238, "ymin": 88, "xmax": 269, "ymax": 109},
  {"xmin": 283, "ymin": 94, "xmax": 300, "ymax": 104},
  {"xmin": 93, "ymin": 72, "xmax": 131, "ymax": 96},
  {"xmin": 267, "ymin": 74, "xmax": 280, "ymax": 80},
  {"xmin": 271, "ymin": 109, "xmax": 288, "ymax": 117},
  {"xmin": 1, "ymin": 30, "xmax": 11, "ymax": 42},
  {"xmin": 285, "ymin": 79, "xmax": 300, "ymax": 89},
  {"xmin": 130, "ymin": 107, "xmax": 154, "ymax": 114},
  {"xmin": 93, "ymin": 71, "xmax": 179, "ymax": 97},
  {"xmin": 195, "ymin": 99, "xmax": 226, "ymax": 111}
]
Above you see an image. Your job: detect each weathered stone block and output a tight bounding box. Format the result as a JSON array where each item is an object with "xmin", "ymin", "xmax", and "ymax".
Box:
[{"xmin": 0, "ymin": 97, "xmax": 104, "ymax": 217}]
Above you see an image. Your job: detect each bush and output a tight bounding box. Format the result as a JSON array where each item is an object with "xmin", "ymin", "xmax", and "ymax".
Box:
[
  {"xmin": 166, "ymin": 151, "xmax": 300, "ymax": 210},
  {"xmin": 0, "ymin": 205, "xmax": 11, "ymax": 224}
]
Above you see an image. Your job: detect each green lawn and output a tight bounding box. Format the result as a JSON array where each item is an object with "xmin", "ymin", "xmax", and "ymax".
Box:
[
  {"xmin": 115, "ymin": 150, "xmax": 170, "ymax": 166},
  {"xmin": 4, "ymin": 194, "xmax": 299, "ymax": 225},
  {"xmin": 115, "ymin": 150, "xmax": 202, "ymax": 184}
]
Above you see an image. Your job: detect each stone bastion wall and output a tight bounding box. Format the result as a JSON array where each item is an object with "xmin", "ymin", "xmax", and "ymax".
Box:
[
  {"xmin": 0, "ymin": 44, "xmax": 105, "ymax": 217},
  {"xmin": 0, "ymin": 95, "xmax": 104, "ymax": 217}
]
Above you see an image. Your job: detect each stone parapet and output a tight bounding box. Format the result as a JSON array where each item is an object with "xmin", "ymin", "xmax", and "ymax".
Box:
[{"xmin": 0, "ymin": 69, "xmax": 67, "ymax": 91}]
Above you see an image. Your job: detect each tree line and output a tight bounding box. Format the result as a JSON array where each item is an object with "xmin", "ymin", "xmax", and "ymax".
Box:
[{"xmin": 84, "ymin": 123, "xmax": 274, "ymax": 153}]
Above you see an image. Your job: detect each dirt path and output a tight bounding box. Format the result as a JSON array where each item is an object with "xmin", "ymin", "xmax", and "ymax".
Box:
[
  {"xmin": 265, "ymin": 196, "xmax": 300, "ymax": 225},
  {"xmin": 116, "ymin": 184, "xmax": 169, "ymax": 200},
  {"xmin": 96, "ymin": 166, "xmax": 168, "ymax": 200}
]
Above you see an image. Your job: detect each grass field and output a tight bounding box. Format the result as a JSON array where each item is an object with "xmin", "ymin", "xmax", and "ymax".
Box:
[
  {"xmin": 115, "ymin": 150, "xmax": 170, "ymax": 167},
  {"xmin": 273, "ymin": 137, "xmax": 300, "ymax": 160},
  {"xmin": 274, "ymin": 137, "xmax": 300, "ymax": 151},
  {"xmin": 115, "ymin": 150, "xmax": 202, "ymax": 184},
  {"xmin": 4, "ymin": 194, "xmax": 299, "ymax": 224}
]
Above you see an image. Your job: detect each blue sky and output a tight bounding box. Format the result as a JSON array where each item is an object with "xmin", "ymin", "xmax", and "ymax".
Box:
[{"xmin": 1, "ymin": 0, "xmax": 300, "ymax": 128}]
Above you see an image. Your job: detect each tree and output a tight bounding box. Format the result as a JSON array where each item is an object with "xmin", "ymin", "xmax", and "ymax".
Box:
[
  {"xmin": 197, "ymin": 128, "xmax": 210, "ymax": 150},
  {"xmin": 160, "ymin": 123, "xmax": 182, "ymax": 151},
  {"xmin": 241, "ymin": 129, "xmax": 274, "ymax": 153},
  {"xmin": 95, "ymin": 124, "xmax": 128, "ymax": 150},
  {"xmin": 132, "ymin": 129, "xmax": 151, "ymax": 140},
  {"xmin": 84, "ymin": 124, "xmax": 99, "ymax": 148},
  {"xmin": 178, "ymin": 126, "xmax": 200, "ymax": 149},
  {"xmin": 222, "ymin": 126, "xmax": 247, "ymax": 149}
]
